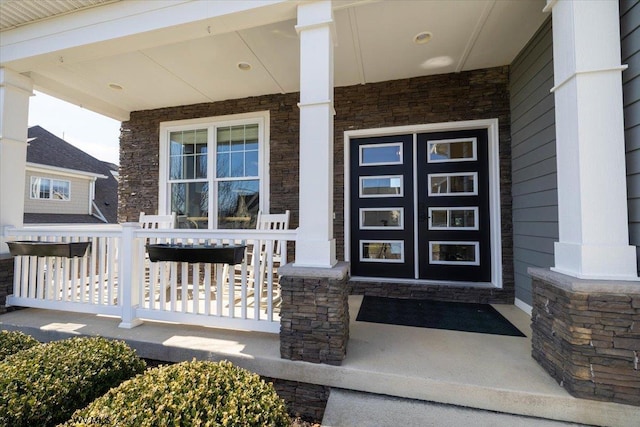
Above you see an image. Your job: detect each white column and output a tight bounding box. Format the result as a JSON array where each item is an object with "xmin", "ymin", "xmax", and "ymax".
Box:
[
  {"xmin": 548, "ymin": 0, "xmax": 637, "ymax": 280},
  {"xmin": 0, "ymin": 68, "xmax": 32, "ymax": 254},
  {"xmin": 294, "ymin": 1, "xmax": 337, "ymax": 268}
]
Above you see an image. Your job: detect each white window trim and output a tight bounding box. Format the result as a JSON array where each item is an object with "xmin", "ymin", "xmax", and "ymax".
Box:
[
  {"xmin": 158, "ymin": 111, "xmax": 270, "ymax": 227},
  {"xmin": 427, "ymin": 137, "xmax": 478, "ymax": 163},
  {"xmin": 428, "ymin": 206, "xmax": 479, "ymax": 231},
  {"xmin": 359, "ymin": 207, "xmax": 404, "ymax": 230},
  {"xmin": 343, "ymin": 118, "xmax": 503, "ymax": 288},
  {"xmin": 360, "ymin": 240, "xmax": 405, "ymax": 263},
  {"xmin": 427, "ymin": 172, "xmax": 478, "ymax": 197},
  {"xmin": 359, "ymin": 142, "xmax": 403, "ymax": 166},
  {"xmin": 29, "ymin": 176, "xmax": 71, "ymax": 201},
  {"xmin": 429, "ymin": 241, "xmax": 480, "ymax": 266},
  {"xmin": 359, "ymin": 174, "xmax": 404, "ymax": 198}
]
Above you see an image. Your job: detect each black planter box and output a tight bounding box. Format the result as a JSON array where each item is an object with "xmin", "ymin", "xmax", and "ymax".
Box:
[
  {"xmin": 146, "ymin": 244, "xmax": 246, "ymax": 264},
  {"xmin": 7, "ymin": 241, "xmax": 91, "ymax": 258}
]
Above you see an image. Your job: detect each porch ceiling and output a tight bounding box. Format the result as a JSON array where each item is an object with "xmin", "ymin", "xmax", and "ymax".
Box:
[{"xmin": 0, "ymin": 0, "xmax": 548, "ymax": 121}]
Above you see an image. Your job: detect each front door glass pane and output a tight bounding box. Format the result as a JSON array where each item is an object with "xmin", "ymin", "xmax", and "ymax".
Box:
[
  {"xmin": 428, "ymin": 208, "xmax": 478, "ymax": 230},
  {"xmin": 361, "ymin": 209, "xmax": 403, "ymax": 229},
  {"xmin": 429, "ymin": 173, "xmax": 477, "ymax": 196},
  {"xmin": 450, "ymin": 209, "xmax": 475, "ymax": 228},
  {"xmin": 430, "ymin": 242, "xmax": 479, "ymax": 265},
  {"xmin": 360, "ymin": 143, "xmax": 402, "ymax": 165},
  {"xmin": 360, "ymin": 241, "xmax": 404, "ymax": 262},
  {"xmin": 360, "ymin": 176, "xmax": 403, "ymax": 197},
  {"xmin": 428, "ymin": 138, "xmax": 476, "ymax": 162},
  {"xmin": 431, "ymin": 210, "xmax": 448, "ymax": 228}
]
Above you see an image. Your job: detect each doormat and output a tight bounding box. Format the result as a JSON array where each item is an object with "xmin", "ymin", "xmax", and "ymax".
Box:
[{"xmin": 356, "ymin": 296, "xmax": 525, "ymax": 337}]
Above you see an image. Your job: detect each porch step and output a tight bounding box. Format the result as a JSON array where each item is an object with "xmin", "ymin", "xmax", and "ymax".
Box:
[{"xmin": 321, "ymin": 389, "xmax": 586, "ymax": 427}]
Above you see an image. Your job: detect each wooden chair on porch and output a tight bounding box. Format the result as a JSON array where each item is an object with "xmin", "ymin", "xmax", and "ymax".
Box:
[
  {"xmin": 139, "ymin": 212, "xmax": 177, "ymax": 303},
  {"xmin": 226, "ymin": 210, "xmax": 290, "ymax": 311},
  {"xmin": 139, "ymin": 212, "xmax": 177, "ymax": 229}
]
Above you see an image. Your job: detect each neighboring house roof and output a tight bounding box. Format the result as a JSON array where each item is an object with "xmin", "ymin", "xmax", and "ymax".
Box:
[
  {"xmin": 25, "ymin": 125, "xmax": 118, "ymax": 223},
  {"xmin": 23, "ymin": 213, "xmax": 106, "ymax": 224}
]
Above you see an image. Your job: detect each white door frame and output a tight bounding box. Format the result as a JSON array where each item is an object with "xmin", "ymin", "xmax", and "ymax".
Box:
[{"xmin": 344, "ymin": 118, "xmax": 503, "ymax": 288}]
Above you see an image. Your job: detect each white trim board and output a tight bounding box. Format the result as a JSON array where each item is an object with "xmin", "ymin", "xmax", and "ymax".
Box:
[{"xmin": 514, "ymin": 298, "xmax": 532, "ymax": 316}]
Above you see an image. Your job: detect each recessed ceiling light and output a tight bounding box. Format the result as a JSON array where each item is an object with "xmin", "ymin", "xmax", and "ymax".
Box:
[
  {"xmin": 237, "ymin": 62, "xmax": 252, "ymax": 71},
  {"xmin": 420, "ymin": 56, "xmax": 454, "ymax": 70},
  {"xmin": 108, "ymin": 83, "xmax": 123, "ymax": 90},
  {"xmin": 414, "ymin": 31, "xmax": 432, "ymax": 45}
]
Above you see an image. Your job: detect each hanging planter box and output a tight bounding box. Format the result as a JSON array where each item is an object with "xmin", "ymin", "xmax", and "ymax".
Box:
[
  {"xmin": 146, "ymin": 244, "xmax": 246, "ymax": 264},
  {"xmin": 7, "ymin": 241, "xmax": 91, "ymax": 258}
]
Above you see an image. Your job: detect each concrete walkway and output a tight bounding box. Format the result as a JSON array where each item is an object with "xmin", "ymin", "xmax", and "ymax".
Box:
[
  {"xmin": 321, "ymin": 389, "xmax": 587, "ymax": 427},
  {"xmin": 1, "ymin": 296, "xmax": 638, "ymax": 426}
]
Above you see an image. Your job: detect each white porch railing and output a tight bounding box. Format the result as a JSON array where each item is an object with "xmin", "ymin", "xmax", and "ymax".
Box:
[{"xmin": 4, "ymin": 224, "xmax": 297, "ymax": 334}]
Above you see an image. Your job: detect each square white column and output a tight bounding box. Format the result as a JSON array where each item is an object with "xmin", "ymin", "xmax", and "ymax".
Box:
[
  {"xmin": 294, "ymin": 1, "xmax": 337, "ymax": 268},
  {"xmin": 548, "ymin": 0, "xmax": 637, "ymax": 280},
  {"xmin": 0, "ymin": 67, "xmax": 32, "ymax": 254}
]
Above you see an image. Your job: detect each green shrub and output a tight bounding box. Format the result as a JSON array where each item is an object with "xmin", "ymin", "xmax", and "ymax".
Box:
[
  {"xmin": 0, "ymin": 330, "xmax": 40, "ymax": 360},
  {"xmin": 62, "ymin": 360, "xmax": 290, "ymax": 427},
  {"xmin": 0, "ymin": 336, "xmax": 146, "ymax": 427}
]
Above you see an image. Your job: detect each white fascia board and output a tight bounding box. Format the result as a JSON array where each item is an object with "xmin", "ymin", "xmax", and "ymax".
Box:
[
  {"xmin": 1, "ymin": 0, "xmax": 295, "ymax": 68},
  {"xmin": 26, "ymin": 163, "xmax": 107, "ymax": 180}
]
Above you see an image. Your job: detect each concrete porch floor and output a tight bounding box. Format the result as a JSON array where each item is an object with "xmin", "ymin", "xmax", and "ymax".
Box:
[{"xmin": 1, "ymin": 295, "xmax": 638, "ymax": 426}]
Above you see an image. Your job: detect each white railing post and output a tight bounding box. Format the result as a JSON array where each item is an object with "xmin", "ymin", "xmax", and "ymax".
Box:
[{"xmin": 119, "ymin": 222, "xmax": 143, "ymax": 328}]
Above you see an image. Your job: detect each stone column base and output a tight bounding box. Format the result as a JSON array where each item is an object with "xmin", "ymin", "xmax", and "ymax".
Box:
[
  {"xmin": 529, "ymin": 268, "xmax": 640, "ymax": 406},
  {"xmin": 0, "ymin": 255, "xmax": 14, "ymax": 314},
  {"xmin": 279, "ymin": 262, "xmax": 349, "ymax": 365}
]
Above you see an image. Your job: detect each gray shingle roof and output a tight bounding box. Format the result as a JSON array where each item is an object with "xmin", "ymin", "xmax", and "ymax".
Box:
[{"xmin": 23, "ymin": 213, "xmax": 106, "ymax": 224}]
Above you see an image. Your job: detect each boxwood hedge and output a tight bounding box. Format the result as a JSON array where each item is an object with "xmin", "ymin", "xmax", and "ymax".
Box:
[
  {"xmin": 62, "ymin": 360, "xmax": 290, "ymax": 427},
  {"xmin": 0, "ymin": 336, "xmax": 146, "ymax": 427},
  {"xmin": 0, "ymin": 330, "xmax": 40, "ymax": 360}
]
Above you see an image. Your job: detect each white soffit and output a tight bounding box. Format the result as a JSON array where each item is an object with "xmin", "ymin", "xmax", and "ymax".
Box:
[{"xmin": 1, "ymin": 0, "xmax": 548, "ymax": 120}]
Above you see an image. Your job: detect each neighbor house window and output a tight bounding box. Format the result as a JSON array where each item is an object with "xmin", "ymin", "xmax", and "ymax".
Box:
[
  {"xmin": 160, "ymin": 112, "xmax": 268, "ymax": 229},
  {"xmin": 30, "ymin": 177, "xmax": 70, "ymax": 201}
]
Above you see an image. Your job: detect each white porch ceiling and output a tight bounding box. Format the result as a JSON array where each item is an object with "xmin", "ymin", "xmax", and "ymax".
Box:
[{"xmin": 0, "ymin": 0, "xmax": 548, "ymax": 121}]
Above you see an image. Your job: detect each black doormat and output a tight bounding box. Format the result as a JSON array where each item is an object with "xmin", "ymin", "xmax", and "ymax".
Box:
[{"xmin": 356, "ymin": 296, "xmax": 526, "ymax": 337}]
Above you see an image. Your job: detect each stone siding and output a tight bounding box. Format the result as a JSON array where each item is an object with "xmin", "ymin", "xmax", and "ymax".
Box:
[
  {"xmin": 349, "ymin": 280, "xmax": 513, "ymax": 304},
  {"xmin": 279, "ymin": 263, "xmax": 350, "ymax": 365},
  {"xmin": 120, "ymin": 66, "xmax": 513, "ymax": 300},
  {"xmin": 530, "ymin": 269, "xmax": 640, "ymax": 406},
  {"xmin": 0, "ymin": 255, "xmax": 14, "ymax": 314},
  {"xmin": 267, "ymin": 378, "xmax": 330, "ymax": 422}
]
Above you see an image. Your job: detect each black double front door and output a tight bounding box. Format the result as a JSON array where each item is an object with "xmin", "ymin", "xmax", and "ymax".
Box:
[{"xmin": 350, "ymin": 129, "xmax": 491, "ymax": 282}]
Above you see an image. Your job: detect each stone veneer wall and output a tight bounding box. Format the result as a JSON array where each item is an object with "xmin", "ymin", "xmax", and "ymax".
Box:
[
  {"xmin": 349, "ymin": 281, "xmax": 512, "ymax": 304},
  {"xmin": 120, "ymin": 66, "xmax": 513, "ymax": 300},
  {"xmin": 0, "ymin": 255, "xmax": 14, "ymax": 314},
  {"xmin": 279, "ymin": 263, "xmax": 350, "ymax": 365},
  {"xmin": 530, "ymin": 268, "xmax": 640, "ymax": 406},
  {"xmin": 267, "ymin": 378, "xmax": 330, "ymax": 422}
]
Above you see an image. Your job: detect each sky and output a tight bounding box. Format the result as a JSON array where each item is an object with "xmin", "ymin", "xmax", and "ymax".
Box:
[{"xmin": 28, "ymin": 91, "xmax": 121, "ymax": 165}]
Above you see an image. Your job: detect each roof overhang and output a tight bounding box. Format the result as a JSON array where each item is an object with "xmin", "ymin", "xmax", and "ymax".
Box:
[
  {"xmin": 26, "ymin": 162, "xmax": 108, "ymax": 180},
  {"xmin": 1, "ymin": 0, "xmax": 548, "ymax": 121}
]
